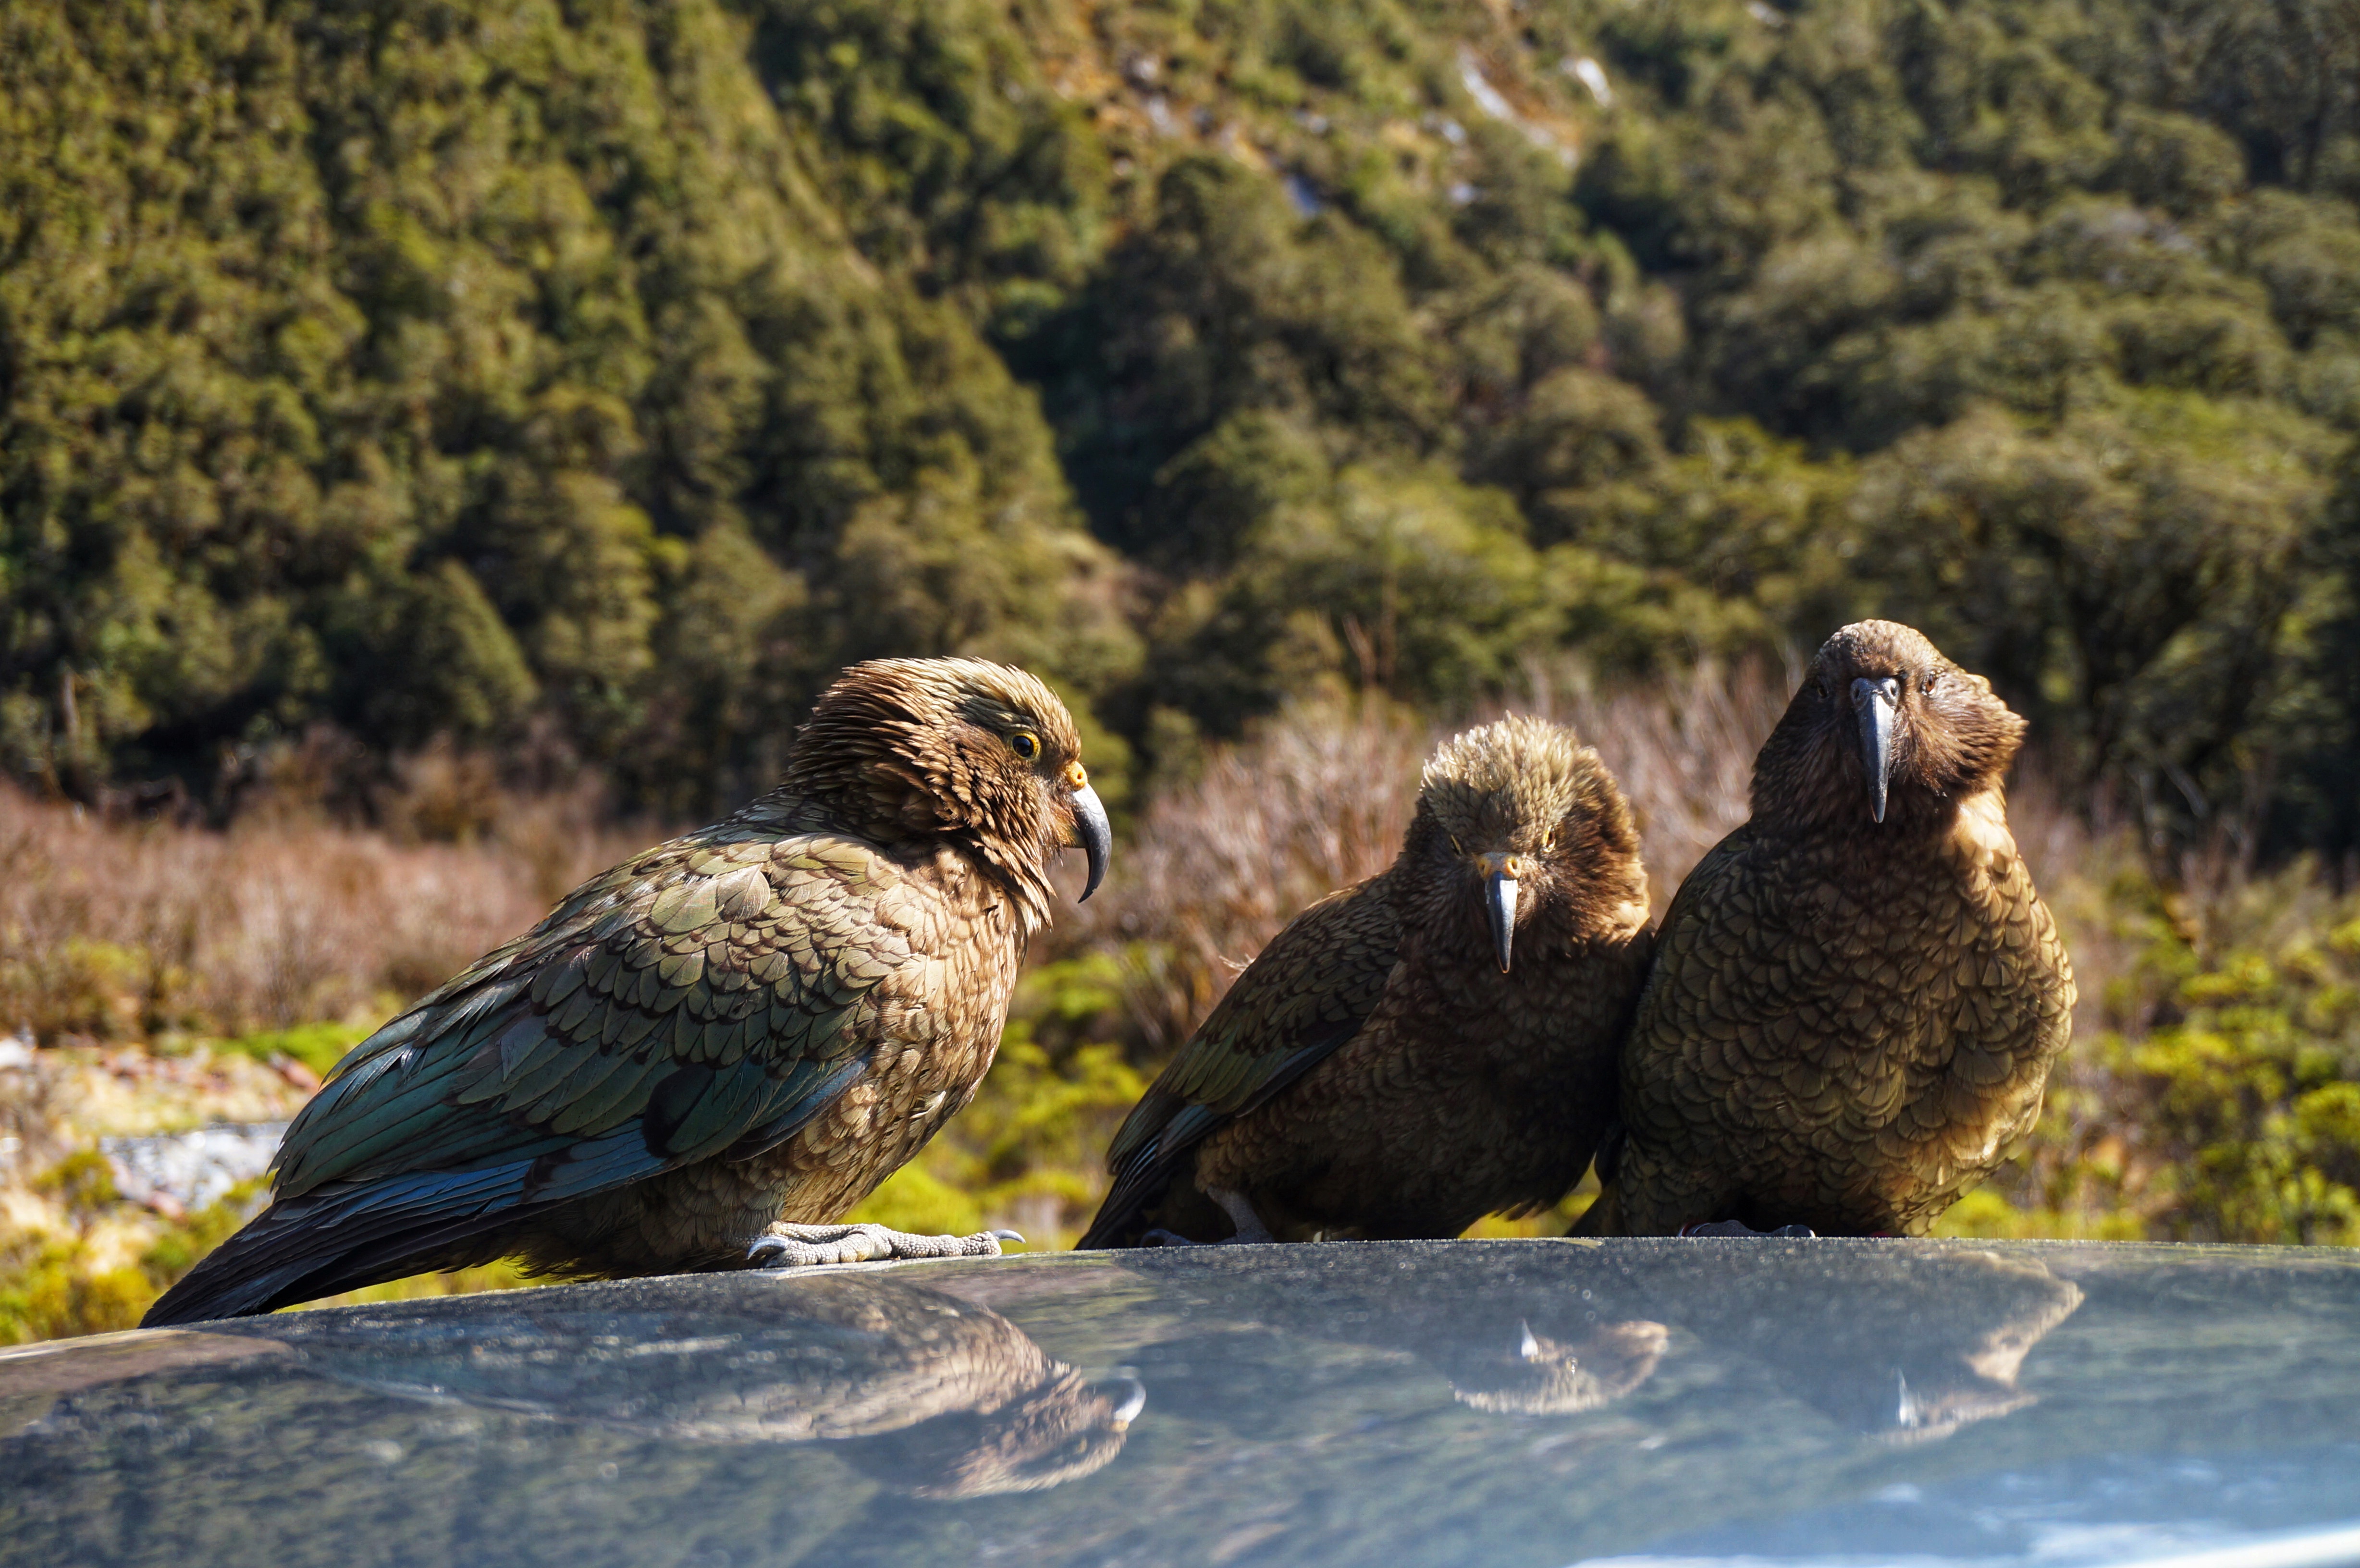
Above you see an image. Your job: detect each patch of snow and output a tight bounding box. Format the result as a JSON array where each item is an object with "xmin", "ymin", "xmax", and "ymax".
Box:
[
  {"xmin": 1563, "ymin": 55, "xmax": 1615, "ymax": 109},
  {"xmin": 1458, "ymin": 48, "xmax": 1521, "ymax": 126},
  {"xmin": 102, "ymin": 1122, "xmax": 286, "ymax": 1215}
]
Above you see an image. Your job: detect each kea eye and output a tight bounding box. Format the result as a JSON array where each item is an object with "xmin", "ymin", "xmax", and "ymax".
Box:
[
  {"xmin": 1540, "ymin": 829, "xmax": 1559, "ymax": 853},
  {"xmin": 1010, "ymin": 732, "xmax": 1041, "ymax": 761},
  {"xmin": 1921, "ymin": 673, "xmax": 1939, "ymax": 696}
]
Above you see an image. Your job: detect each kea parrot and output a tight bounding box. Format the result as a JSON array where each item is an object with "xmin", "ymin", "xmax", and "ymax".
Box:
[
  {"xmin": 144, "ymin": 658, "xmax": 1110, "ymax": 1324},
  {"xmin": 1079, "ymin": 715, "xmax": 1652, "ymax": 1247},
  {"xmin": 1585, "ymin": 620, "xmax": 2075, "ymax": 1237}
]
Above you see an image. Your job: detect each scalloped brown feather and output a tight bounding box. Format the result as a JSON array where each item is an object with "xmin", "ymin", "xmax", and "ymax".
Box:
[
  {"xmin": 1596, "ymin": 622, "xmax": 2076, "ymax": 1237},
  {"xmin": 1080, "ymin": 716, "xmax": 1652, "ymax": 1247}
]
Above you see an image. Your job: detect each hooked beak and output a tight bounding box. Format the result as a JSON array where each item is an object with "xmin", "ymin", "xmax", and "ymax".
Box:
[
  {"xmin": 1852, "ymin": 675, "xmax": 1900, "ymax": 824},
  {"xmin": 1106, "ymin": 1369, "xmax": 1146, "ymax": 1427},
  {"xmin": 1066, "ymin": 780, "xmax": 1111, "ymax": 902},
  {"xmin": 1477, "ymin": 852, "xmax": 1521, "ymax": 973}
]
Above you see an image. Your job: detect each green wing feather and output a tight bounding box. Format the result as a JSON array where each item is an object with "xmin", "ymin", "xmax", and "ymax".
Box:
[
  {"xmin": 1081, "ymin": 879, "xmax": 1401, "ymax": 1245},
  {"xmin": 273, "ymin": 830, "xmax": 922, "ymax": 1204}
]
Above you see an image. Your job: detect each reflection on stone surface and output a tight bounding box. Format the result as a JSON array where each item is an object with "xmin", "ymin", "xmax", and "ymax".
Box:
[
  {"xmin": 279, "ymin": 1272, "xmax": 1142, "ymax": 1498},
  {"xmin": 5, "ymin": 1240, "xmax": 2357, "ymax": 1568},
  {"xmin": 1657, "ymin": 1246, "xmax": 2084, "ymax": 1443},
  {"xmin": 0, "ymin": 1329, "xmax": 290, "ymax": 1442},
  {"xmin": 1110, "ymin": 1238, "xmax": 2078, "ymax": 1442},
  {"xmin": 1444, "ymin": 1318, "xmax": 1671, "ymax": 1415}
]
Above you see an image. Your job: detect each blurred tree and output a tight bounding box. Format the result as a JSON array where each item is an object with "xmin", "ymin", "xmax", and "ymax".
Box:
[
  {"xmin": 0, "ymin": 0, "xmax": 1132, "ymax": 819},
  {"xmin": 6, "ymin": 0, "xmax": 2360, "ymax": 856}
]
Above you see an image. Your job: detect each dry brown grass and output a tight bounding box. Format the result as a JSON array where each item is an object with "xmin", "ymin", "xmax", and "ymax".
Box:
[{"xmin": 0, "ymin": 786, "xmax": 652, "ymax": 1045}]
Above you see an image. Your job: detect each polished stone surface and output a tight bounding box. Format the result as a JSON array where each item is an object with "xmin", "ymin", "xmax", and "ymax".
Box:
[{"xmin": 4, "ymin": 1238, "xmax": 2360, "ymax": 1567}]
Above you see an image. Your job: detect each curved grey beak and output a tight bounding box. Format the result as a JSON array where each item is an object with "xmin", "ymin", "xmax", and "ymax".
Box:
[
  {"xmin": 1067, "ymin": 782, "xmax": 1111, "ymax": 902},
  {"xmin": 1480, "ymin": 856, "xmax": 1520, "ymax": 974},
  {"xmin": 1106, "ymin": 1369, "xmax": 1146, "ymax": 1426},
  {"xmin": 1853, "ymin": 675, "xmax": 1900, "ymax": 824}
]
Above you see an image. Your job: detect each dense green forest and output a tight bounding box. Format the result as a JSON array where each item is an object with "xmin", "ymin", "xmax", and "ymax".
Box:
[{"xmin": 4, "ymin": 0, "xmax": 2359, "ymax": 851}]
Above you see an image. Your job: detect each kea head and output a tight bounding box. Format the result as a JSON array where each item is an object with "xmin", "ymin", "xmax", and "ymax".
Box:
[
  {"xmin": 1403, "ymin": 716, "xmax": 1648, "ymax": 974},
  {"xmin": 786, "ymin": 658, "xmax": 1110, "ymax": 928},
  {"xmin": 1446, "ymin": 1317, "xmax": 1670, "ymax": 1416},
  {"xmin": 1754, "ymin": 620, "xmax": 2026, "ymax": 833}
]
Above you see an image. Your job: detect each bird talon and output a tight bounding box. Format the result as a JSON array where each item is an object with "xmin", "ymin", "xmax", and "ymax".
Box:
[
  {"xmin": 748, "ymin": 1222, "xmax": 1019, "ymax": 1268},
  {"xmin": 1678, "ymin": 1220, "xmax": 1817, "ymax": 1238}
]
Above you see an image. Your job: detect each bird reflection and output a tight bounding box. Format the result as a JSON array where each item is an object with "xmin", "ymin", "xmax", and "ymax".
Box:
[
  {"xmin": 288, "ymin": 1273, "xmax": 1142, "ymax": 1497},
  {"xmin": 1440, "ymin": 1317, "xmax": 1670, "ymax": 1415},
  {"xmin": 1144, "ymin": 1239, "xmax": 2078, "ymax": 1441},
  {"xmin": 1637, "ymin": 1243, "xmax": 2084, "ymax": 1442},
  {"xmin": 1207, "ymin": 1250, "xmax": 1672, "ymax": 1417}
]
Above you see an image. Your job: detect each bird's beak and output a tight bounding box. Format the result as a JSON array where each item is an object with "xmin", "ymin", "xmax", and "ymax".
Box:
[
  {"xmin": 1106, "ymin": 1370, "xmax": 1146, "ymax": 1427},
  {"xmin": 1065, "ymin": 777, "xmax": 1111, "ymax": 902},
  {"xmin": 1477, "ymin": 852, "xmax": 1521, "ymax": 973},
  {"xmin": 1852, "ymin": 675, "xmax": 1900, "ymax": 824}
]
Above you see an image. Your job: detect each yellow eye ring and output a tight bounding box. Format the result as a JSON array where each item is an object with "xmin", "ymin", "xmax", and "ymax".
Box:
[{"xmin": 1010, "ymin": 732, "xmax": 1041, "ymax": 761}]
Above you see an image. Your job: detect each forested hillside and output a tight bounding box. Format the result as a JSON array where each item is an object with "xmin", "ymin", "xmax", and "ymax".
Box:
[{"xmin": 5, "ymin": 0, "xmax": 2358, "ymax": 853}]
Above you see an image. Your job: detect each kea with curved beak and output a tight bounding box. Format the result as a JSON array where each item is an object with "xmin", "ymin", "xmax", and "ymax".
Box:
[
  {"xmin": 148, "ymin": 658, "xmax": 1109, "ymax": 1324},
  {"xmin": 1079, "ymin": 716, "xmax": 1651, "ymax": 1248},
  {"xmin": 1585, "ymin": 620, "xmax": 2076, "ymax": 1237}
]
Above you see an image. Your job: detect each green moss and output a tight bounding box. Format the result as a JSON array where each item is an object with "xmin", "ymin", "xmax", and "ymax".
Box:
[
  {"xmin": 221, "ymin": 1020, "xmax": 377, "ymax": 1080},
  {"xmin": 1951, "ymin": 859, "xmax": 2360, "ymax": 1246}
]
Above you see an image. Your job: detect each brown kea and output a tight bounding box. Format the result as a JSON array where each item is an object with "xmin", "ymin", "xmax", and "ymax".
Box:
[
  {"xmin": 279, "ymin": 1273, "xmax": 1144, "ymax": 1498},
  {"xmin": 1078, "ymin": 716, "xmax": 1652, "ymax": 1248},
  {"xmin": 144, "ymin": 658, "xmax": 1111, "ymax": 1325},
  {"xmin": 1586, "ymin": 620, "xmax": 2075, "ymax": 1237}
]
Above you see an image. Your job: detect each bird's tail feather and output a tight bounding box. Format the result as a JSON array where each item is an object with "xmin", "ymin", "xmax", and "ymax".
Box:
[
  {"xmin": 1075, "ymin": 1160, "xmax": 1170, "ymax": 1250},
  {"xmin": 140, "ymin": 1159, "xmax": 548, "ymax": 1326}
]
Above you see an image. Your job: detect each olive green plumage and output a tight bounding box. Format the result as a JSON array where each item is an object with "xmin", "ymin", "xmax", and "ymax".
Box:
[
  {"xmin": 144, "ymin": 658, "xmax": 1111, "ymax": 1325},
  {"xmin": 1589, "ymin": 621, "xmax": 2076, "ymax": 1237},
  {"xmin": 1079, "ymin": 716, "xmax": 1653, "ymax": 1248}
]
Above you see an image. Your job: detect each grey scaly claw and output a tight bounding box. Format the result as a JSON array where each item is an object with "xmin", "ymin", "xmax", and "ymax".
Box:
[
  {"xmin": 1677, "ymin": 1220, "xmax": 1818, "ymax": 1238},
  {"xmin": 745, "ymin": 1223, "xmax": 1017, "ymax": 1268}
]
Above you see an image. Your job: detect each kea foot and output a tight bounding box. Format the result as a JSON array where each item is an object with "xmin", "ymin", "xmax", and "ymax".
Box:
[
  {"xmin": 746, "ymin": 1223, "xmax": 1023, "ymax": 1268},
  {"xmin": 1207, "ymin": 1187, "xmax": 1277, "ymax": 1245},
  {"xmin": 1678, "ymin": 1220, "xmax": 1817, "ymax": 1238}
]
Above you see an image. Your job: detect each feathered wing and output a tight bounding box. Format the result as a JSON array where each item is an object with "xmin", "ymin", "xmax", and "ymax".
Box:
[
  {"xmin": 1587, "ymin": 827, "xmax": 1766, "ymax": 1234},
  {"xmin": 145, "ymin": 830, "xmax": 931, "ymax": 1324},
  {"xmin": 1077, "ymin": 882, "xmax": 1401, "ymax": 1249}
]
